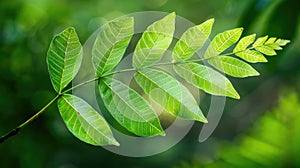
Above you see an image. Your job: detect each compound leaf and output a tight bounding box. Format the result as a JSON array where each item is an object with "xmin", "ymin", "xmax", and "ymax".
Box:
[
  {"xmin": 252, "ymin": 36, "xmax": 290, "ymax": 56},
  {"xmin": 57, "ymin": 94, "xmax": 119, "ymax": 146},
  {"xmin": 233, "ymin": 35, "xmax": 290, "ymax": 62},
  {"xmin": 132, "ymin": 12, "xmax": 175, "ymax": 69},
  {"xmin": 134, "ymin": 68, "xmax": 207, "ymax": 122},
  {"xmin": 204, "ymin": 28, "xmax": 243, "ymax": 59},
  {"xmin": 92, "ymin": 17, "xmax": 134, "ymax": 77},
  {"xmin": 174, "ymin": 62, "xmax": 239, "ymax": 99},
  {"xmin": 47, "ymin": 27, "xmax": 82, "ymax": 93},
  {"xmin": 173, "ymin": 18, "xmax": 214, "ymax": 61},
  {"xmin": 99, "ymin": 78, "xmax": 164, "ymax": 137},
  {"xmin": 208, "ymin": 56, "xmax": 259, "ymax": 78}
]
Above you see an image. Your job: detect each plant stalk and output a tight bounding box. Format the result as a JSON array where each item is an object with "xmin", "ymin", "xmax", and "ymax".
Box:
[
  {"xmin": 0, "ymin": 95, "xmax": 60, "ymax": 143},
  {"xmin": 0, "ymin": 53, "xmax": 227, "ymax": 143}
]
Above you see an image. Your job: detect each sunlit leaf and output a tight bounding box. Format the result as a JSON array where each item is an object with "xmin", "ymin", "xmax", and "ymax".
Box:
[
  {"xmin": 47, "ymin": 27, "xmax": 82, "ymax": 93},
  {"xmin": 173, "ymin": 19, "xmax": 214, "ymax": 60},
  {"xmin": 233, "ymin": 34, "xmax": 256, "ymax": 53},
  {"xmin": 92, "ymin": 17, "xmax": 134, "ymax": 76},
  {"xmin": 253, "ymin": 35, "xmax": 268, "ymax": 47},
  {"xmin": 255, "ymin": 46, "xmax": 277, "ymax": 56},
  {"xmin": 275, "ymin": 39, "xmax": 290, "ymax": 46},
  {"xmin": 195, "ymin": 92, "xmax": 300, "ymax": 168},
  {"xmin": 204, "ymin": 28, "xmax": 243, "ymax": 59},
  {"xmin": 57, "ymin": 94, "xmax": 119, "ymax": 146},
  {"xmin": 99, "ymin": 78, "xmax": 164, "ymax": 136},
  {"xmin": 132, "ymin": 12, "xmax": 175, "ymax": 69},
  {"xmin": 134, "ymin": 68, "xmax": 207, "ymax": 122},
  {"xmin": 235, "ymin": 50, "xmax": 267, "ymax": 63},
  {"xmin": 174, "ymin": 62, "xmax": 239, "ymax": 99},
  {"xmin": 267, "ymin": 43, "xmax": 282, "ymax": 50},
  {"xmin": 208, "ymin": 56, "xmax": 259, "ymax": 78},
  {"xmin": 265, "ymin": 37, "xmax": 277, "ymax": 44}
]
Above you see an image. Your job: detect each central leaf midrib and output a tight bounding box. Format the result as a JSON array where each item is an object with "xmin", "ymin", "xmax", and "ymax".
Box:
[
  {"xmin": 135, "ymin": 32, "xmax": 161, "ymax": 69},
  {"xmin": 99, "ymin": 22, "xmax": 130, "ymax": 76},
  {"xmin": 214, "ymin": 29, "xmax": 241, "ymax": 54},
  {"xmin": 59, "ymin": 32, "xmax": 73, "ymax": 93},
  {"xmin": 219, "ymin": 58, "xmax": 252, "ymax": 73},
  {"xmin": 234, "ymin": 36, "xmax": 255, "ymax": 53},
  {"xmin": 177, "ymin": 24, "xmax": 210, "ymax": 56}
]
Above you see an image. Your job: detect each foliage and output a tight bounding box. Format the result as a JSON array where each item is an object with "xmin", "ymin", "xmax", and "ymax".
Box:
[
  {"xmin": 0, "ymin": 0, "xmax": 299, "ymax": 167},
  {"xmin": 40, "ymin": 12, "xmax": 290, "ymax": 146},
  {"xmin": 174, "ymin": 90, "xmax": 300, "ymax": 168}
]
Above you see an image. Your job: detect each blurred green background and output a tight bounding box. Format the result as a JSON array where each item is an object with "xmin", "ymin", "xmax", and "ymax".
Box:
[{"xmin": 1, "ymin": 0, "xmax": 300, "ymax": 167}]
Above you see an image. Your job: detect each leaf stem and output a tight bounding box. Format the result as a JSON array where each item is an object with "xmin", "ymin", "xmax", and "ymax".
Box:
[
  {"xmin": 62, "ymin": 77, "xmax": 100, "ymax": 94},
  {"xmin": 149, "ymin": 61, "xmax": 176, "ymax": 67},
  {"xmin": 101, "ymin": 68, "xmax": 136, "ymax": 78},
  {"xmin": 0, "ymin": 53, "xmax": 235, "ymax": 143},
  {"xmin": 0, "ymin": 95, "xmax": 60, "ymax": 143},
  {"xmin": 0, "ymin": 48, "xmax": 244, "ymax": 143}
]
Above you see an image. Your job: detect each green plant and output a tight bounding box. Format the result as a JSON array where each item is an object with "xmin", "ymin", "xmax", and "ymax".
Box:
[
  {"xmin": 174, "ymin": 90, "xmax": 300, "ymax": 168},
  {"xmin": 0, "ymin": 12, "xmax": 290, "ymax": 146}
]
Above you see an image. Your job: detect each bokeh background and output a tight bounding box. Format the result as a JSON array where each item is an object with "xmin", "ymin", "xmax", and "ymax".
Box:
[{"xmin": 1, "ymin": 0, "xmax": 300, "ymax": 167}]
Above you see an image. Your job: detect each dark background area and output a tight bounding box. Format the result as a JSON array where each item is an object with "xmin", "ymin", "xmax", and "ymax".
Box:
[{"xmin": 1, "ymin": 0, "xmax": 300, "ymax": 167}]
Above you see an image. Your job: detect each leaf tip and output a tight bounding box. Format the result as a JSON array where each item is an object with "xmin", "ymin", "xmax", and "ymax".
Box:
[
  {"xmin": 196, "ymin": 115, "xmax": 208, "ymax": 123},
  {"xmin": 229, "ymin": 88, "xmax": 240, "ymax": 99},
  {"xmin": 207, "ymin": 18, "xmax": 215, "ymax": 23},
  {"xmin": 160, "ymin": 131, "xmax": 166, "ymax": 136},
  {"xmin": 122, "ymin": 16, "xmax": 134, "ymax": 23},
  {"xmin": 167, "ymin": 12, "xmax": 176, "ymax": 20},
  {"xmin": 228, "ymin": 90, "xmax": 241, "ymax": 100},
  {"xmin": 112, "ymin": 141, "xmax": 120, "ymax": 146},
  {"xmin": 65, "ymin": 27, "xmax": 76, "ymax": 34}
]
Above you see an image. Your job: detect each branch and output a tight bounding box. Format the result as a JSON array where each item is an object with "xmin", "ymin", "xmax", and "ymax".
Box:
[
  {"xmin": 0, "ymin": 58, "xmax": 206, "ymax": 143},
  {"xmin": 0, "ymin": 95, "xmax": 60, "ymax": 143}
]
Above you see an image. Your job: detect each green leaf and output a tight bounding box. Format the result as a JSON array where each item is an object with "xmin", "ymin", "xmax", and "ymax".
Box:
[
  {"xmin": 174, "ymin": 62, "xmax": 240, "ymax": 99},
  {"xmin": 233, "ymin": 34, "xmax": 256, "ymax": 53},
  {"xmin": 132, "ymin": 12, "xmax": 175, "ymax": 69},
  {"xmin": 255, "ymin": 46, "xmax": 277, "ymax": 56},
  {"xmin": 92, "ymin": 17, "xmax": 134, "ymax": 77},
  {"xmin": 264, "ymin": 38, "xmax": 290, "ymax": 50},
  {"xmin": 204, "ymin": 28, "xmax": 243, "ymax": 59},
  {"xmin": 275, "ymin": 39, "xmax": 290, "ymax": 46},
  {"xmin": 208, "ymin": 56, "xmax": 260, "ymax": 78},
  {"xmin": 265, "ymin": 37, "xmax": 277, "ymax": 44},
  {"xmin": 173, "ymin": 18, "xmax": 214, "ymax": 61},
  {"xmin": 47, "ymin": 27, "xmax": 82, "ymax": 93},
  {"xmin": 267, "ymin": 43, "xmax": 283, "ymax": 50},
  {"xmin": 57, "ymin": 94, "xmax": 119, "ymax": 146},
  {"xmin": 134, "ymin": 68, "xmax": 207, "ymax": 122},
  {"xmin": 235, "ymin": 50, "xmax": 267, "ymax": 63},
  {"xmin": 99, "ymin": 78, "xmax": 164, "ymax": 137},
  {"xmin": 253, "ymin": 35, "xmax": 268, "ymax": 47}
]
